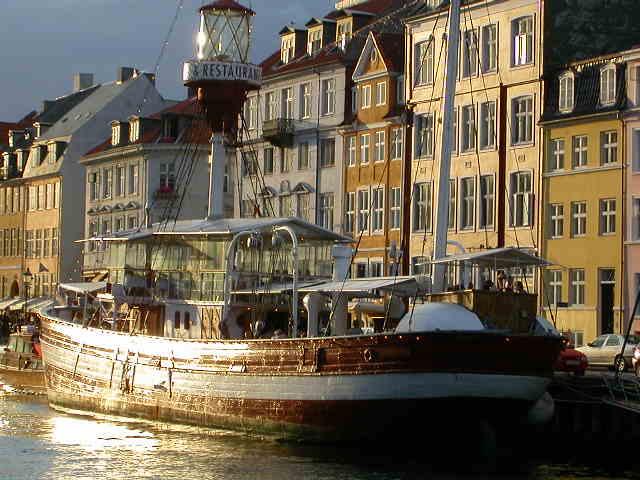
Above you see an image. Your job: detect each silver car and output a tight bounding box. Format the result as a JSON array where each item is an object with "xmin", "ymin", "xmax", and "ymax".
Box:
[{"xmin": 575, "ymin": 334, "xmax": 640, "ymax": 372}]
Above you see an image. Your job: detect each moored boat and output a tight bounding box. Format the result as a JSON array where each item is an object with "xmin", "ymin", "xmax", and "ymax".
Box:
[{"xmin": 0, "ymin": 327, "xmax": 46, "ymax": 394}]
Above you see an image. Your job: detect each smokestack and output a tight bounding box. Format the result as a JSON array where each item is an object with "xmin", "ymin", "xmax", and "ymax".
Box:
[{"xmin": 73, "ymin": 73, "xmax": 94, "ymax": 92}]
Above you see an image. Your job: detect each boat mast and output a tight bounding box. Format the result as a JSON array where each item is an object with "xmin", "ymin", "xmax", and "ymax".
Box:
[{"xmin": 431, "ymin": 0, "xmax": 461, "ymax": 293}]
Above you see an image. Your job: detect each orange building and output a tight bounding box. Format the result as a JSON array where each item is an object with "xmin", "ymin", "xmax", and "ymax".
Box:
[{"xmin": 341, "ymin": 32, "xmax": 409, "ymax": 277}]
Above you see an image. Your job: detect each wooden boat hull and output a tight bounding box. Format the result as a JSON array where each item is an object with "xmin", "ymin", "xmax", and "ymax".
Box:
[
  {"xmin": 39, "ymin": 313, "xmax": 562, "ymax": 441},
  {"xmin": 0, "ymin": 365, "xmax": 45, "ymax": 393}
]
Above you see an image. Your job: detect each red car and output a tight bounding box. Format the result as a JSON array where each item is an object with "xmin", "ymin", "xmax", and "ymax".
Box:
[{"xmin": 555, "ymin": 341, "xmax": 588, "ymax": 376}]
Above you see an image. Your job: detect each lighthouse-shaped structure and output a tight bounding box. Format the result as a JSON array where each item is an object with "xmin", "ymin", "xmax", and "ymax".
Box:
[{"xmin": 183, "ymin": 0, "xmax": 261, "ymax": 218}]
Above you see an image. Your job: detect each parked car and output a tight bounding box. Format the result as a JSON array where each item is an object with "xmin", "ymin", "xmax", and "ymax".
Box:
[
  {"xmin": 555, "ymin": 342, "xmax": 588, "ymax": 376},
  {"xmin": 575, "ymin": 334, "xmax": 640, "ymax": 372}
]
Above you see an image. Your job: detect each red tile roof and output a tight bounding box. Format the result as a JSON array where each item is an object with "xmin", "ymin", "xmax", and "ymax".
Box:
[{"xmin": 327, "ymin": 0, "xmax": 399, "ymax": 19}]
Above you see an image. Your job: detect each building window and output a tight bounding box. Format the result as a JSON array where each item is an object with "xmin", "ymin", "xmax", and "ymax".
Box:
[
  {"xmin": 297, "ymin": 194, "xmax": 310, "ymax": 221},
  {"xmin": 115, "ymin": 166, "xmax": 125, "ymax": 196},
  {"xmin": 355, "ymin": 262, "xmax": 368, "ymax": 278},
  {"xmin": 263, "ymin": 147, "xmax": 274, "ymax": 175},
  {"xmin": 357, "ymin": 189, "xmax": 370, "ymax": 233},
  {"xmin": 633, "ymin": 130, "xmax": 640, "ymax": 172},
  {"xmin": 414, "ymin": 39, "xmax": 434, "ymax": 85},
  {"xmin": 479, "ymin": 175, "xmax": 494, "ymax": 229},
  {"xmin": 600, "ymin": 64, "xmax": 616, "ymax": 106},
  {"xmin": 370, "ymin": 261, "xmax": 383, "ymax": 278},
  {"xmin": 337, "ymin": 20, "xmax": 352, "ymax": 49},
  {"xmin": 89, "ymin": 173, "xmax": 99, "ymax": 201},
  {"xmin": 390, "ymin": 187, "xmax": 401, "ymax": 230},
  {"xmin": 265, "ymin": 91, "xmax": 277, "ymax": 121},
  {"xmin": 280, "ymin": 149, "xmax": 293, "ymax": 173},
  {"xmin": 102, "ymin": 168, "xmax": 112, "ymax": 199},
  {"xmin": 159, "ymin": 162, "xmax": 175, "ymax": 189},
  {"xmin": 374, "ymin": 131, "xmax": 385, "ymax": 162},
  {"xmin": 282, "ymin": 87, "xmax": 294, "ymax": 119},
  {"xmin": 512, "ymin": 16, "xmax": 534, "ymax": 66},
  {"xmin": 462, "ymin": 29, "xmax": 478, "ymax": 78},
  {"xmin": 600, "ymin": 198, "xmax": 616, "ymax": 235},
  {"xmin": 372, "ymin": 187, "xmax": 384, "ymax": 232},
  {"xmin": 601, "ymin": 131, "xmax": 618, "ymax": 165},
  {"xmin": 129, "ymin": 121, "xmax": 139, "ymax": 142},
  {"xmin": 360, "ymin": 134, "xmax": 370, "ymax": 164},
  {"xmin": 351, "ymin": 87, "xmax": 357, "ymax": 113},
  {"xmin": 549, "ymin": 139, "xmax": 565, "ymax": 171},
  {"xmin": 448, "ymin": 179, "xmax": 456, "ymax": 230},
  {"xmin": 633, "ymin": 197, "xmax": 640, "ymax": 241},
  {"xmin": 111, "ymin": 125, "xmax": 120, "ymax": 145},
  {"xmin": 245, "ymin": 96, "xmax": 257, "ymax": 129},
  {"xmin": 571, "ymin": 201, "xmax": 587, "ymax": 237},
  {"xmin": 115, "ymin": 217, "xmax": 124, "ymax": 232},
  {"xmin": 415, "ymin": 114, "xmax": 434, "ymax": 158},
  {"xmin": 279, "ymin": 194, "xmax": 293, "ymax": 217},
  {"xmin": 396, "ymin": 76, "xmax": 405, "ymax": 105},
  {"xmin": 360, "ymin": 84, "xmax": 371, "ymax": 109},
  {"xmin": 549, "ymin": 204, "xmax": 564, "ymax": 238},
  {"xmin": 319, "ymin": 138, "xmax": 335, "ymax": 167},
  {"xmin": 308, "ymin": 29, "xmax": 322, "ymax": 54},
  {"xmin": 321, "ymin": 78, "xmax": 336, "ymax": 116},
  {"xmin": 319, "ymin": 193, "xmax": 334, "ymax": 230},
  {"xmin": 512, "ymin": 96, "xmax": 533, "ymax": 144},
  {"xmin": 298, "ymin": 142, "xmax": 309, "ymax": 170},
  {"xmin": 461, "ymin": 105, "xmax": 476, "ymax": 152},
  {"xmin": 375, "ymin": 81, "xmax": 386, "ymax": 106},
  {"xmin": 510, "ymin": 171, "xmax": 532, "ymax": 227},
  {"xmin": 45, "ymin": 183, "xmax": 53, "ymax": 209},
  {"xmin": 347, "ymin": 137, "xmax": 356, "ymax": 167},
  {"xmin": 344, "ymin": 192, "xmax": 355, "ymax": 233},
  {"xmin": 479, "ymin": 101, "xmax": 496, "ymax": 149},
  {"xmin": 546, "ymin": 270, "xmax": 563, "ymax": 307},
  {"xmin": 281, "ymin": 37, "xmax": 294, "ymax": 64},
  {"xmin": 413, "ymin": 182, "xmax": 431, "ymax": 232},
  {"xmin": 300, "ymin": 83, "xmax": 312, "ymax": 119},
  {"xmin": 390, "ymin": 128, "xmax": 403, "ymax": 160},
  {"xmin": 481, "ymin": 24, "xmax": 497, "ymax": 72},
  {"xmin": 572, "ymin": 135, "xmax": 588, "ymax": 168},
  {"xmin": 127, "ymin": 164, "xmax": 138, "ymax": 195},
  {"xmin": 570, "ymin": 269, "xmax": 585, "ymax": 306},
  {"xmin": 460, "ymin": 177, "xmax": 475, "ymax": 230},
  {"xmin": 559, "ymin": 73, "xmax": 574, "ymax": 112},
  {"xmin": 127, "ymin": 216, "xmax": 138, "ymax": 230}
]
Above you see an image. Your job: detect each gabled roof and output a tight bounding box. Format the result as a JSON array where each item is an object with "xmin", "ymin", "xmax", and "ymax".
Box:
[
  {"xmin": 279, "ymin": 25, "xmax": 305, "ymax": 36},
  {"xmin": 83, "ymin": 97, "xmax": 208, "ymax": 157},
  {"xmin": 430, "ymin": 247, "xmax": 552, "ymax": 268},
  {"xmin": 353, "ymin": 31, "xmax": 404, "ymax": 80}
]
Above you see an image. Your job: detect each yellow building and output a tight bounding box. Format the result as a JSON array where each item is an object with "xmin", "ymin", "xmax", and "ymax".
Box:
[{"xmin": 540, "ymin": 55, "xmax": 626, "ymax": 346}]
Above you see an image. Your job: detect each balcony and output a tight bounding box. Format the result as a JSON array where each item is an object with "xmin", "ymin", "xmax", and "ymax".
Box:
[{"xmin": 262, "ymin": 118, "xmax": 294, "ymax": 148}]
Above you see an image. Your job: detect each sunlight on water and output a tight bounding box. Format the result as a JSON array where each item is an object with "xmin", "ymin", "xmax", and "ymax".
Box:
[{"xmin": 49, "ymin": 416, "xmax": 158, "ymax": 452}]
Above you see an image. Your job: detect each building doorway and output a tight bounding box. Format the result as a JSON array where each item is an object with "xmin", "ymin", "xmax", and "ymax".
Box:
[
  {"xmin": 9, "ymin": 280, "xmax": 19, "ymax": 298},
  {"xmin": 600, "ymin": 269, "xmax": 615, "ymax": 334}
]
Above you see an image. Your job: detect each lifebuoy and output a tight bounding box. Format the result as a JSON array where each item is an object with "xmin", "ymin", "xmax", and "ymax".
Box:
[{"xmin": 363, "ymin": 348, "xmax": 376, "ymax": 363}]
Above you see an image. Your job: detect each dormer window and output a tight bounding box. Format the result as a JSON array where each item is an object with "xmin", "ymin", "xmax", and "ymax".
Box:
[
  {"xmin": 163, "ymin": 116, "xmax": 179, "ymax": 139},
  {"xmin": 600, "ymin": 64, "xmax": 616, "ymax": 106},
  {"xmin": 308, "ymin": 29, "xmax": 322, "ymax": 55},
  {"xmin": 281, "ymin": 36, "xmax": 295, "ymax": 64},
  {"xmin": 559, "ymin": 72, "xmax": 574, "ymax": 112},
  {"xmin": 112, "ymin": 124, "xmax": 120, "ymax": 145},
  {"xmin": 47, "ymin": 141, "xmax": 66, "ymax": 164},
  {"xmin": 337, "ymin": 20, "xmax": 352, "ymax": 50},
  {"xmin": 129, "ymin": 119, "xmax": 140, "ymax": 142}
]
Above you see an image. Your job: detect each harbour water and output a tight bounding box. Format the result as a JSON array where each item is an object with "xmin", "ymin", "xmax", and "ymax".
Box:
[{"xmin": 1, "ymin": 394, "xmax": 638, "ymax": 480}]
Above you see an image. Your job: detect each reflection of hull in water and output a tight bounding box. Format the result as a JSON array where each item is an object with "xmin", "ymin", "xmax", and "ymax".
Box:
[{"xmin": 40, "ymin": 312, "xmax": 562, "ymax": 441}]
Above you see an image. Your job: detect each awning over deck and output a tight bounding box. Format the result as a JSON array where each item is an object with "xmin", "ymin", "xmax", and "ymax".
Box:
[
  {"xmin": 8, "ymin": 296, "xmax": 52, "ymax": 311},
  {"xmin": 298, "ymin": 276, "xmax": 419, "ymax": 298},
  {"xmin": 59, "ymin": 282, "xmax": 108, "ymax": 295},
  {"xmin": 429, "ymin": 247, "xmax": 552, "ymax": 268},
  {"xmin": 231, "ymin": 280, "xmax": 324, "ymax": 295},
  {"xmin": 0, "ymin": 297, "xmax": 24, "ymax": 311}
]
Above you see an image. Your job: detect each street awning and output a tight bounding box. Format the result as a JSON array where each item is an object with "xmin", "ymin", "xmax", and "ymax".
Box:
[
  {"xmin": 429, "ymin": 247, "xmax": 552, "ymax": 268},
  {"xmin": 231, "ymin": 280, "xmax": 325, "ymax": 295},
  {"xmin": 0, "ymin": 297, "xmax": 24, "ymax": 311},
  {"xmin": 298, "ymin": 276, "xmax": 419, "ymax": 298},
  {"xmin": 9, "ymin": 296, "xmax": 50, "ymax": 311},
  {"xmin": 59, "ymin": 282, "xmax": 108, "ymax": 295}
]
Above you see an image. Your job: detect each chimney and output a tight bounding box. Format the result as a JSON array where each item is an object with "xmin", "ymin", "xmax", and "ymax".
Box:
[
  {"xmin": 117, "ymin": 67, "xmax": 135, "ymax": 84},
  {"xmin": 143, "ymin": 73, "xmax": 156, "ymax": 85},
  {"xmin": 73, "ymin": 73, "xmax": 94, "ymax": 92},
  {"xmin": 41, "ymin": 100, "xmax": 55, "ymax": 114},
  {"xmin": 8, "ymin": 130, "xmax": 25, "ymax": 148}
]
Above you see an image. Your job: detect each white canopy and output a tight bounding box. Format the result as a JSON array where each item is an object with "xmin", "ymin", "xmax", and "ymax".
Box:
[
  {"xmin": 59, "ymin": 282, "xmax": 108, "ymax": 295},
  {"xmin": 429, "ymin": 247, "xmax": 551, "ymax": 268},
  {"xmin": 0, "ymin": 297, "xmax": 24, "ymax": 311},
  {"xmin": 298, "ymin": 277, "xmax": 419, "ymax": 298}
]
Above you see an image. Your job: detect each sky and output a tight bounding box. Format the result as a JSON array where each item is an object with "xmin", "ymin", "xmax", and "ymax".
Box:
[{"xmin": 0, "ymin": 0, "xmax": 334, "ymax": 121}]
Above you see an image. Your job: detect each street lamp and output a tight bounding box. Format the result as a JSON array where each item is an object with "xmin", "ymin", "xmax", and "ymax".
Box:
[{"xmin": 22, "ymin": 268, "xmax": 32, "ymax": 325}]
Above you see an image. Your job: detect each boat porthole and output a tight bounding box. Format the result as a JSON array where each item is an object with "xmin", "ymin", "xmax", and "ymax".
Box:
[{"xmin": 363, "ymin": 348, "xmax": 376, "ymax": 363}]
